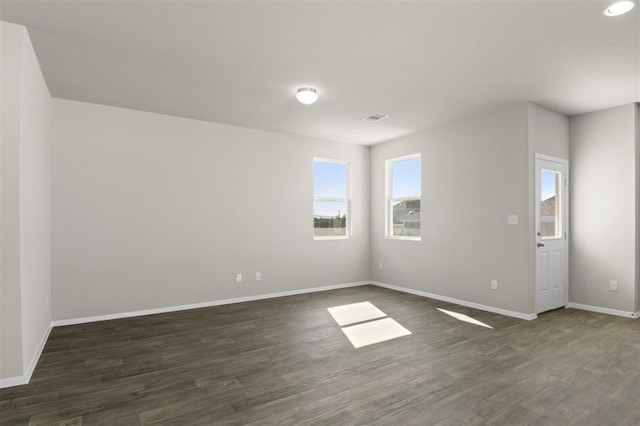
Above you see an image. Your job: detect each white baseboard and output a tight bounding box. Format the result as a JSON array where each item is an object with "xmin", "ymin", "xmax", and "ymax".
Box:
[
  {"xmin": 52, "ymin": 281, "xmax": 370, "ymax": 327},
  {"xmin": 566, "ymin": 303, "xmax": 639, "ymax": 319},
  {"xmin": 24, "ymin": 323, "xmax": 53, "ymax": 382},
  {"xmin": 0, "ymin": 375, "xmax": 28, "ymax": 389},
  {"xmin": 0, "ymin": 322, "xmax": 53, "ymax": 389},
  {"xmin": 371, "ymin": 281, "xmax": 537, "ymax": 321}
]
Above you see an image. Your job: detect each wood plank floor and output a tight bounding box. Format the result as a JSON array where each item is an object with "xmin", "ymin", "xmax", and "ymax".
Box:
[{"xmin": 1, "ymin": 285, "xmax": 639, "ymax": 425}]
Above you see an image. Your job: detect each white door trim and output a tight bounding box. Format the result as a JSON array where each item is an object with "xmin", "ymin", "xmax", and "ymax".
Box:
[{"xmin": 534, "ymin": 154, "xmax": 569, "ymax": 313}]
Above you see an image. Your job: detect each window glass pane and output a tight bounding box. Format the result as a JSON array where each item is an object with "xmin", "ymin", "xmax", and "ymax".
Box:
[
  {"xmin": 314, "ymin": 162, "xmax": 347, "ymax": 198},
  {"xmin": 392, "ymin": 157, "xmax": 421, "ymax": 198},
  {"xmin": 314, "ymin": 200, "xmax": 347, "ymax": 237},
  {"xmin": 391, "ymin": 199, "xmax": 420, "ymax": 237},
  {"xmin": 540, "ymin": 170, "xmax": 560, "ymax": 238}
]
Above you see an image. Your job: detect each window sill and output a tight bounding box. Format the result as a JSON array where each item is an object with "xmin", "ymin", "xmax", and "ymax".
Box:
[{"xmin": 387, "ymin": 236, "xmax": 421, "ymax": 241}]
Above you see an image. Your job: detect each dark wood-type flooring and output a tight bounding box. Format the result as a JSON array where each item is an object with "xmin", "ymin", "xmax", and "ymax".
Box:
[{"xmin": 1, "ymin": 285, "xmax": 639, "ymax": 425}]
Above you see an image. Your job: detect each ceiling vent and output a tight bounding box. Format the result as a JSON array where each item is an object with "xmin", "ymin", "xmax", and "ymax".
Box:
[{"xmin": 362, "ymin": 113, "xmax": 389, "ymax": 123}]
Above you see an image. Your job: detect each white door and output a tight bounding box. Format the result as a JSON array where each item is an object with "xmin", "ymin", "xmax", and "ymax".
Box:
[{"xmin": 535, "ymin": 155, "xmax": 568, "ymax": 314}]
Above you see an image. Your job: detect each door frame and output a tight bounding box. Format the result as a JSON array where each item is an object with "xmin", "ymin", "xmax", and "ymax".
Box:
[{"xmin": 534, "ymin": 153, "xmax": 569, "ymax": 313}]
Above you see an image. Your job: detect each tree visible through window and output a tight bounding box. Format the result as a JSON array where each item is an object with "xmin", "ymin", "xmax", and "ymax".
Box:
[
  {"xmin": 313, "ymin": 159, "xmax": 350, "ymax": 239},
  {"xmin": 387, "ymin": 154, "xmax": 421, "ymax": 239}
]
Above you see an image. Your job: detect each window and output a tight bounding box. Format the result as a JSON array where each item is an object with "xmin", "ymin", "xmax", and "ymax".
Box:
[
  {"xmin": 386, "ymin": 154, "xmax": 421, "ymax": 240},
  {"xmin": 313, "ymin": 159, "xmax": 351, "ymax": 239},
  {"xmin": 539, "ymin": 169, "xmax": 561, "ymax": 238}
]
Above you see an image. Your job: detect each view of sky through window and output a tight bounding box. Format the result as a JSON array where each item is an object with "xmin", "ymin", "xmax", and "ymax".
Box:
[
  {"xmin": 314, "ymin": 161, "xmax": 348, "ymax": 219},
  {"xmin": 392, "ymin": 157, "xmax": 421, "ymax": 197},
  {"xmin": 541, "ymin": 170, "xmax": 558, "ymax": 201},
  {"xmin": 314, "ymin": 161, "xmax": 347, "ymax": 198}
]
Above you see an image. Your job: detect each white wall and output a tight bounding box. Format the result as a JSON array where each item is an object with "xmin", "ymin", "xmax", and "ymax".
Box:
[
  {"xmin": 19, "ymin": 23, "xmax": 52, "ymax": 372},
  {"xmin": 570, "ymin": 104, "xmax": 637, "ymax": 314},
  {"xmin": 0, "ymin": 21, "xmax": 52, "ymax": 383},
  {"xmin": 51, "ymin": 99, "xmax": 370, "ymax": 321},
  {"xmin": 1, "ymin": 21, "xmax": 25, "ymax": 380},
  {"xmin": 527, "ymin": 104, "xmax": 570, "ymax": 313},
  {"xmin": 370, "ymin": 104, "xmax": 532, "ymax": 316},
  {"xmin": 528, "ymin": 103, "xmax": 570, "ymax": 160}
]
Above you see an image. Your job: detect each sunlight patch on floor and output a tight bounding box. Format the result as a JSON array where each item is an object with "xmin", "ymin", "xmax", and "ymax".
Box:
[
  {"xmin": 327, "ymin": 301, "xmax": 386, "ymax": 326},
  {"xmin": 437, "ymin": 308, "xmax": 494, "ymax": 329},
  {"xmin": 327, "ymin": 301, "xmax": 412, "ymax": 348},
  {"xmin": 340, "ymin": 317, "xmax": 412, "ymax": 348}
]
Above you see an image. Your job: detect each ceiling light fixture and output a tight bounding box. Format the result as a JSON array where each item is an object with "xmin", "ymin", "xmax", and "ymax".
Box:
[
  {"xmin": 296, "ymin": 87, "xmax": 318, "ymax": 105},
  {"xmin": 603, "ymin": 0, "xmax": 635, "ymax": 16}
]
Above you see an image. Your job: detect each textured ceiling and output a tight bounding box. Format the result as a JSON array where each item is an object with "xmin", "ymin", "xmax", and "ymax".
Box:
[{"xmin": 1, "ymin": 0, "xmax": 638, "ymax": 145}]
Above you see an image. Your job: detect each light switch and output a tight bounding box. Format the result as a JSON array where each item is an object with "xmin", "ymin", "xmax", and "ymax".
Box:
[{"xmin": 507, "ymin": 214, "xmax": 519, "ymax": 225}]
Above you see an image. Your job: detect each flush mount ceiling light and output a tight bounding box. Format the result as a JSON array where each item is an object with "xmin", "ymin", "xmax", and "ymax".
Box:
[
  {"xmin": 603, "ymin": 0, "xmax": 635, "ymax": 16},
  {"xmin": 296, "ymin": 87, "xmax": 318, "ymax": 105}
]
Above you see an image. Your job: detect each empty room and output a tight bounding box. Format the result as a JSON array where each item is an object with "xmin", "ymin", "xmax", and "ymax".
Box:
[{"xmin": 1, "ymin": 0, "xmax": 639, "ymax": 424}]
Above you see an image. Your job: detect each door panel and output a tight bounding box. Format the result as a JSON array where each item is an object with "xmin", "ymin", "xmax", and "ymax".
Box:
[
  {"xmin": 550, "ymin": 249, "xmax": 563, "ymax": 291},
  {"xmin": 540, "ymin": 251, "xmax": 550, "ymax": 293}
]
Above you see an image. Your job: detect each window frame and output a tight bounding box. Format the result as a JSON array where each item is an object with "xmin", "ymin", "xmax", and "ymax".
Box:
[
  {"xmin": 386, "ymin": 153, "xmax": 421, "ymax": 241},
  {"xmin": 313, "ymin": 157, "xmax": 352, "ymax": 240}
]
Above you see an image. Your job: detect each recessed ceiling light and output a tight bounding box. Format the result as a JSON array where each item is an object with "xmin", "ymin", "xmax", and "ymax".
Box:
[
  {"xmin": 603, "ymin": 1, "xmax": 635, "ymax": 16},
  {"xmin": 296, "ymin": 87, "xmax": 318, "ymax": 105}
]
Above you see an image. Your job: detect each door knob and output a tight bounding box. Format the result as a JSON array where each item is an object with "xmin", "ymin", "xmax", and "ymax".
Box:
[{"xmin": 537, "ymin": 243, "xmax": 545, "ymax": 247}]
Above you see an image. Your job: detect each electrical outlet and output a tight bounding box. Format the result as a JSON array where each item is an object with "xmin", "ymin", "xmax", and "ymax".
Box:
[
  {"xmin": 379, "ymin": 262, "xmax": 384, "ymax": 270},
  {"xmin": 255, "ymin": 272, "xmax": 261, "ymax": 281},
  {"xmin": 236, "ymin": 273, "xmax": 242, "ymax": 283},
  {"xmin": 491, "ymin": 280, "xmax": 498, "ymax": 290},
  {"xmin": 609, "ymin": 280, "xmax": 618, "ymax": 292}
]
